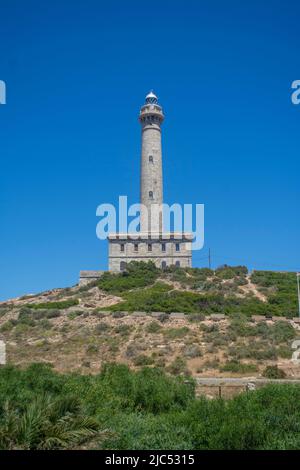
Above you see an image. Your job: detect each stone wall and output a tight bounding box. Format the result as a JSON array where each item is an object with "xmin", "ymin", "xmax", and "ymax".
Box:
[
  {"xmin": 79, "ymin": 271, "xmax": 104, "ymax": 286},
  {"xmin": 108, "ymin": 234, "xmax": 192, "ymax": 272},
  {"xmin": 0, "ymin": 340, "xmax": 6, "ymax": 365}
]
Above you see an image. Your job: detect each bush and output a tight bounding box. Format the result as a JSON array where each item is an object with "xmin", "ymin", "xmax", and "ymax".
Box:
[
  {"xmin": 98, "ymin": 261, "xmax": 159, "ymax": 294},
  {"xmin": 133, "ymin": 355, "xmax": 154, "ymax": 366},
  {"xmin": 272, "ymin": 321, "xmax": 296, "ymax": 343},
  {"xmin": 114, "ymin": 324, "xmax": 133, "ymax": 336},
  {"xmin": 263, "ymin": 365, "xmax": 287, "ymax": 379},
  {"xmin": 86, "ymin": 344, "xmax": 99, "ymax": 354},
  {"xmin": 163, "ymin": 327, "xmax": 190, "ymax": 339},
  {"xmin": 28, "ymin": 299, "xmax": 79, "ymax": 310},
  {"xmin": 0, "ymin": 321, "xmax": 14, "ymax": 332},
  {"xmin": 251, "ymin": 271, "xmax": 298, "ymax": 317},
  {"xmin": 145, "ymin": 322, "xmax": 162, "ymax": 334},
  {"xmin": 167, "ymin": 357, "xmax": 188, "ymax": 375},
  {"xmin": 67, "ymin": 310, "xmax": 84, "ymax": 320},
  {"xmin": 220, "ymin": 361, "xmax": 258, "ymax": 374},
  {"xmin": 94, "ymin": 322, "xmax": 110, "ymax": 334},
  {"xmin": 183, "ymin": 345, "xmax": 202, "ymax": 358}
]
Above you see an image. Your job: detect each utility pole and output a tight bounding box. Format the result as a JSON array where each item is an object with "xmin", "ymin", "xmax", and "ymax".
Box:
[
  {"xmin": 208, "ymin": 248, "xmax": 211, "ymax": 270},
  {"xmin": 297, "ymin": 273, "xmax": 300, "ymax": 318}
]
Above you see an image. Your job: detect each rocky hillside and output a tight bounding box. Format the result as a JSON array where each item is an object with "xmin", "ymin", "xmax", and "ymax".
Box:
[{"xmin": 0, "ymin": 263, "xmax": 299, "ymax": 378}]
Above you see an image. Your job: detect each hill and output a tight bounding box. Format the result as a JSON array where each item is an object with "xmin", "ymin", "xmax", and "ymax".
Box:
[{"xmin": 0, "ymin": 262, "xmax": 299, "ymax": 380}]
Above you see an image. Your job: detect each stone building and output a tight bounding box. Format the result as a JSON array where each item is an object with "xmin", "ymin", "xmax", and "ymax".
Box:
[{"xmin": 108, "ymin": 92, "xmax": 192, "ymax": 271}]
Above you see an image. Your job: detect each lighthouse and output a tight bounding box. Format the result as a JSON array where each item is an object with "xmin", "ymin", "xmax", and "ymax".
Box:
[
  {"xmin": 139, "ymin": 91, "xmax": 164, "ymax": 234},
  {"xmin": 107, "ymin": 91, "xmax": 192, "ymax": 271}
]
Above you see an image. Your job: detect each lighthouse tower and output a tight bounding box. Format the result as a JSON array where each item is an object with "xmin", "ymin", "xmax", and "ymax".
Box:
[
  {"xmin": 107, "ymin": 91, "xmax": 192, "ymax": 272},
  {"xmin": 139, "ymin": 91, "xmax": 164, "ymax": 234}
]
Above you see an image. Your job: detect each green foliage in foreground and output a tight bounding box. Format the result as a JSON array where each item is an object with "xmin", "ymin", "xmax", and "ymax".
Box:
[
  {"xmin": 28, "ymin": 299, "xmax": 79, "ymax": 310},
  {"xmin": 1, "ymin": 363, "xmax": 300, "ymax": 449}
]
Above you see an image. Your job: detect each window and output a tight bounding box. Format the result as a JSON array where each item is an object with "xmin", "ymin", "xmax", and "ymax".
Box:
[
  {"xmin": 120, "ymin": 261, "xmax": 127, "ymax": 271},
  {"xmin": 161, "ymin": 261, "xmax": 167, "ymax": 269},
  {"xmin": 120, "ymin": 244, "xmax": 125, "ymax": 252},
  {"xmin": 161, "ymin": 243, "xmax": 166, "ymax": 252},
  {"xmin": 148, "ymin": 243, "xmax": 152, "ymax": 252},
  {"xmin": 149, "ymin": 191, "xmax": 153, "ymax": 199},
  {"xmin": 134, "ymin": 243, "xmax": 138, "ymax": 252},
  {"xmin": 149, "ymin": 155, "xmax": 153, "ymax": 163},
  {"xmin": 175, "ymin": 261, "xmax": 180, "ymax": 267},
  {"xmin": 175, "ymin": 243, "xmax": 180, "ymax": 252}
]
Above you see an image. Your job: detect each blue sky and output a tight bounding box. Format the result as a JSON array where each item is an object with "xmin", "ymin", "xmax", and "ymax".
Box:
[{"xmin": 0, "ymin": 0, "xmax": 299, "ymax": 300}]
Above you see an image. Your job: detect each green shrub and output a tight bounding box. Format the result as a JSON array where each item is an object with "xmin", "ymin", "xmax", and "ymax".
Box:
[
  {"xmin": 163, "ymin": 327, "xmax": 190, "ymax": 339},
  {"xmin": 0, "ymin": 321, "xmax": 14, "ymax": 332},
  {"xmin": 94, "ymin": 322, "xmax": 110, "ymax": 334},
  {"xmin": 133, "ymin": 355, "xmax": 154, "ymax": 366},
  {"xmin": 183, "ymin": 345, "xmax": 202, "ymax": 358},
  {"xmin": 272, "ymin": 321, "xmax": 296, "ymax": 343},
  {"xmin": 251, "ymin": 271, "xmax": 298, "ymax": 317},
  {"xmin": 67, "ymin": 310, "xmax": 84, "ymax": 320},
  {"xmin": 86, "ymin": 344, "xmax": 99, "ymax": 354},
  {"xmin": 98, "ymin": 261, "xmax": 159, "ymax": 294},
  {"xmin": 220, "ymin": 361, "xmax": 258, "ymax": 374},
  {"xmin": 203, "ymin": 358, "xmax": 220, "ymax": 369},
  {"xmin": 114, "ymin": 324, "xmax": 133, "ymax": 336},
  {"xmin": 263, "ymin": 365, "xmax": 287, "ymax": 379},
  {"xmin": 200, "ymin": 323, "xmax": 219, "ymax": 333},
  {"xmin": 167, "ymin": 357, "xmax": 188, "ymax": 375},
  {"xmin": 277, "ymin": 345, "xmax": 292, "ymax": 359},
  {"xmin": 145, "ymin": 322, "xmax": 162, "ymax": 334},
  {"xmin": 28, "ymin": 299, "xmax": 79, "ymax": 310}
]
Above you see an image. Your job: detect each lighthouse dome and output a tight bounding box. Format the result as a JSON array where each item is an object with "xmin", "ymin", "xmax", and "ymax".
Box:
[{"xmin": 145, "ymin": 91, "xmax": 158, "ymax": 104}]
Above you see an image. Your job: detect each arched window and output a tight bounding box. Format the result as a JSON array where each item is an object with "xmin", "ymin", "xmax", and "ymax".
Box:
[
  {"xmin": 175, "ymin": 261, "xmax": 180, "ymax": 267},
  {"xmin": 149, "ymin": 155, "xmax": 153, "ymax": 163},
  {"xmin": 149, "ymin": 191, "xmax": 153, "ymax": 199},
  {"xmin": 120, "ymin": 261, "xmax": 127, "ymax": 271},
  {"xmin": 161, "ymin": 261, "xmax": 167, "ymax": 269}
]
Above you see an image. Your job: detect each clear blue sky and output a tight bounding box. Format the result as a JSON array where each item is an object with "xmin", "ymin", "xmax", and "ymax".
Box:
[{"xmin": 1, "ymin": 0, "xmax": 299, "ymax": 300}]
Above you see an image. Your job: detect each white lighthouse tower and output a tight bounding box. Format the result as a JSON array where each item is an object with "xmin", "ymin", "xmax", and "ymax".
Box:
[
  {"xmin": 139, "ymin": 91, "xmax": 164, "ymax": 234},
  {"xmin": 107, "ymin": 91, "xmax": 192, "ymax": 272}
]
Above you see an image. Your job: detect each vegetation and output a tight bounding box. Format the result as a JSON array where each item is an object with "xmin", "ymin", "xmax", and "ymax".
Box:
[
  {"xmin": 251, "ymin": 270, "xmax": 299, "ymax": 317},
  {"xmin": 220, "ymin": 361, "xmax": 258, "ymax": 374},
  {"xmin": 262, "ymin": 365, "xmax": 287, "ymax": 379},
  {"xmin": 2, "ymin": 363, "xmax": 300, "ymax": 449},
  {"xmin": 28, "ymin": 299, "xmax": 79, "ymax": 310},
  {"xmin": 98, "ymin": 262, "xmax": 159, "ymax": 294}
]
